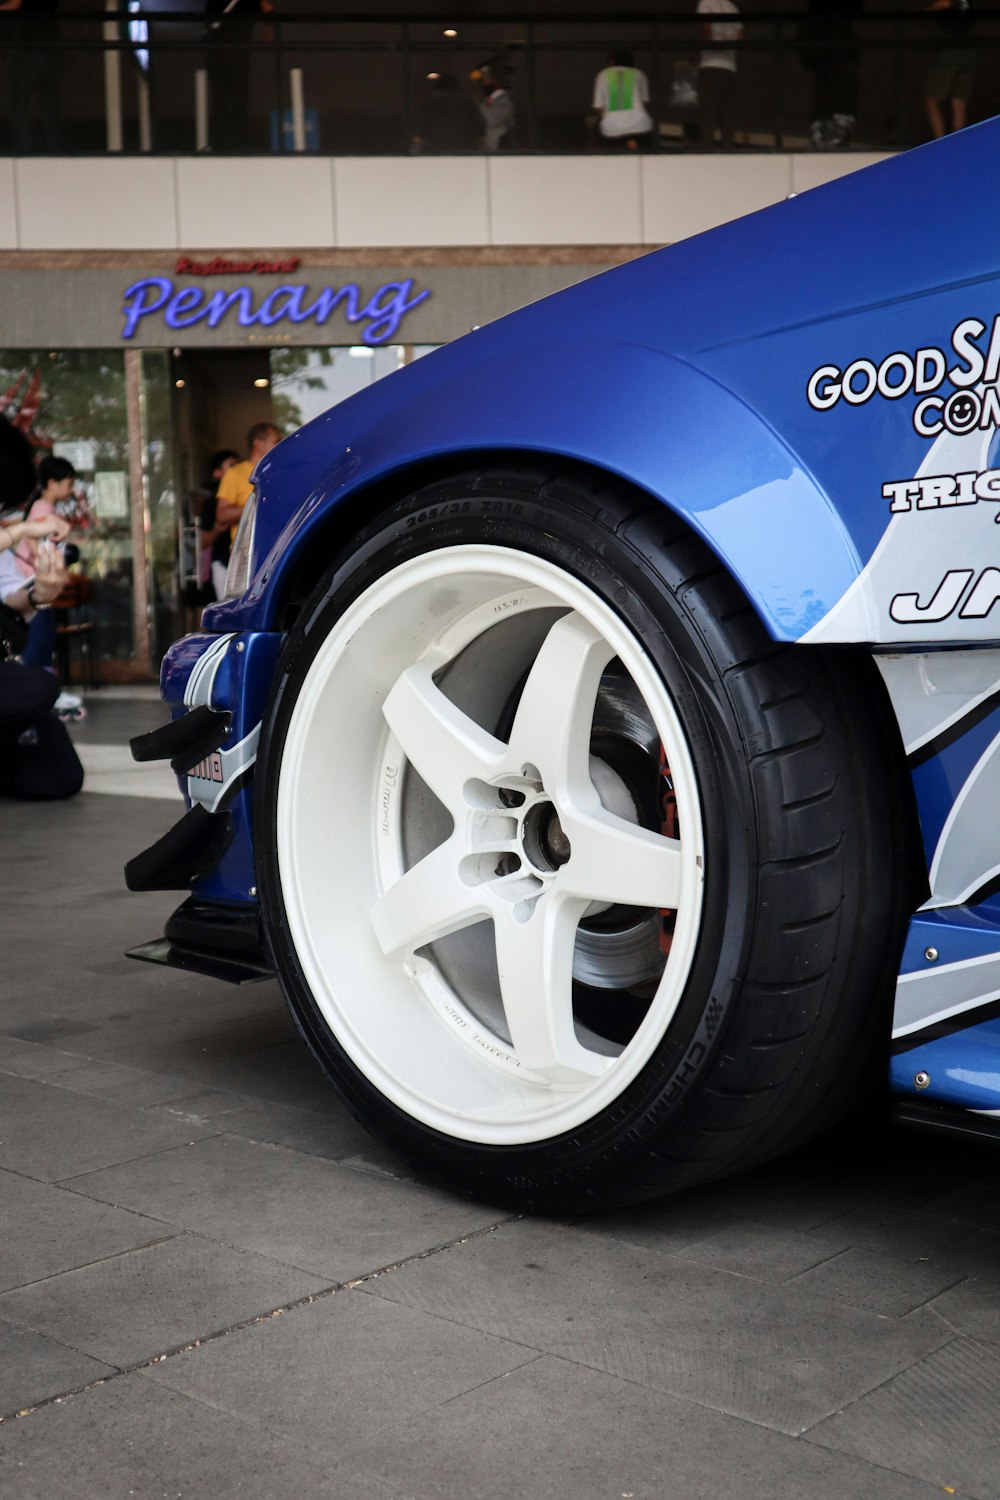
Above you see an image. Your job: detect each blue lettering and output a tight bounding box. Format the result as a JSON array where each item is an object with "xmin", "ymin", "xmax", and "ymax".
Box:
[
  {"xmin": 361, "ymin": 279, "xmax": 432, "ymax": 346},
  {"xmin": 255, "ymin": 285, "xmax": 310, "ymax": 326},
  {"xmin": 165, "ymin": 287, "xmax": 207, "ymax": 329},
  {"xmin": 121, "ymin": 277, "xmax": 173, "ymax": 338},
  {"xmin": 121, "ymin": 275, "xmax": 430, "ymax": 341},
  {"xmin": 300, "ymin": 284, "xmax": 362, "ymax": 326},
  {"xmin": 205, "ymin": 286, "xmax": 255, "ymax": 328}
]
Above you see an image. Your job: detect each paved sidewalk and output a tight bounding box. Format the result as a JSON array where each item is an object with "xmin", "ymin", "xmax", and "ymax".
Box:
[{"xmin": 1, "ymin": 758, "xmax": 999, "ymax": 1496}]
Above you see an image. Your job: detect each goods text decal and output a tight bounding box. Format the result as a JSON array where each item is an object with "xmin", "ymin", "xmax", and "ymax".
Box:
[{"xmin": 807, "ymin": 315, "xmax": 1000, "ymax": 437}]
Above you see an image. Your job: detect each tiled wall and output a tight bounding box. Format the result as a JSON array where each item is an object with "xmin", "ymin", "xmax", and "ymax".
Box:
[{"xmin": 0, "ymin": 152, "xmax": 892, "ymax": 252}]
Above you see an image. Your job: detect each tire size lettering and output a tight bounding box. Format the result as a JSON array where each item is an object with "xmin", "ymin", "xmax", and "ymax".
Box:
[{"xmin": 405, "ymin": 501, "xmax": 471, "ymax": 528}]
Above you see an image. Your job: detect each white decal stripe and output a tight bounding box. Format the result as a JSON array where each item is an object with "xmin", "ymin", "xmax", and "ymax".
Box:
[
  {"xmin": 875, "ymin": 650, "xmax": 1000, "ymax": 756},
  {"xmin": 893, "ymin": 948, "xmax": 1000, "ymax": 1038},
  {"xmin": 923, "ymin": 726, "xmax": 1000, "ymax": 908},
  {"xmin": 187, "ymin": 723, "xmax": 261, "ymax": 814},
  {"xmin": 183, "ymin": 634, "xmax": 235, "ymax": 708}
]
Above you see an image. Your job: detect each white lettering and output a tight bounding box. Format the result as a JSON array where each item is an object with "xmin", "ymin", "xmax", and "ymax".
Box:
[
  {"xmin": 948, "ymin": 318, "xmax": 988, "ymax": 387},
  {"xmin": 807, "ymin": 365, "xmax": 841, "ymax": 411},
  {"xmin": 842, "ymin": 359, "xmax": 878, "ymax": 405},
  {"xmin": 876, "ymin": 352, "xmax": 915, "ymax": 399},
  {"xmin": 961, "ymin": 568, "xmax": 1000, "ymax": 619},
  {"xmin": 913, "ymin": 396, "xmax": 944, "ymax": 437},
  {"xmin": 890, "ymin": 570, "xmax": 975, "ymax": 624}
]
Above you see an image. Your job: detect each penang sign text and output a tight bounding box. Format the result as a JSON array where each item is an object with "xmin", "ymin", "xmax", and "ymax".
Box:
[{"xmin": 121, "ymin": 273, "xmax": 431, "ymax": 345}]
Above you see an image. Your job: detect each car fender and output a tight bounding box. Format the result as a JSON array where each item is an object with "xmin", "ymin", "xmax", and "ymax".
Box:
[{"xmin": 206, "ymin": 339, "xmax": 861, "ymax": 644}]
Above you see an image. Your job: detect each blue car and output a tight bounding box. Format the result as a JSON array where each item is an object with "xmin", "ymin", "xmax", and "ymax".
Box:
[{"xmin": 129, "ymin": 121, "xmax": 1000, "ymax": 1210}]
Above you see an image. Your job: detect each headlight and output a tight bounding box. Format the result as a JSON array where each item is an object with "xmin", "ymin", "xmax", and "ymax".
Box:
[{"xmin": 224, "ymin": 485, "xmax": 258, "ymax": 599}]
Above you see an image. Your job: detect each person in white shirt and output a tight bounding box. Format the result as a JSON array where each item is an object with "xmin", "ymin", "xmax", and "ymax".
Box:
[
  {"xmin": 592, "ymin": 50, "xmax": 654, "ymax": 150},
  {"xmin": 696, "ymin": 0, "xmax": 743, "ymax": 148}
]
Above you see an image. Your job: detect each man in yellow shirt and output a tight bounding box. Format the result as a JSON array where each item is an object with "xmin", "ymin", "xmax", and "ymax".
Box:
[{"xmin": 216, "ymin": 422, "xmax": 282, "ymax": 541}]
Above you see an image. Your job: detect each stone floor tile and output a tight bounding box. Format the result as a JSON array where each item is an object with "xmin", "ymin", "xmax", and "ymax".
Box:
[
  {"xmin": 331, "ymin": 1353, "xmax": 946, "ymax": 1500},
  {"xmin": 17, "ymin": 1057, "xmax": 207, "ymax": 1109},
  {"xmin": 0, "ymin": 1376, "xmax": 339, "ymax": 1499},
  {"xmin": 152, "ymin": 1094, "xmax": 373, "ymax": 1162},
  {"xmin": 68, "ymin": 1134, "xmax": 510, "ymax": 1280},
  {"xmin": 788, "ymin": 1247, "xmax": 966, "ymax": 1316},
  {"xmin": 0, "ymin": 1168, "xmax": 169, "ymax": 1295},
  {"xmin": 0, "ymin": 1321, "xmax": 114, "ymax": 1417},
  {"xmin": 923, "ymin": 1182, "xmax": 1000, "ymax": 1235},
  {"xmin": 807, "ymin": 1336, "xmax": 1000, "ymax": 1500},
  {"xmin": 0, "ymin": 1075, "xmax": 218, "ymax": 1183},
  {"xmin": 556, "ymin": 1196, "xmax": 738, "ymax": 1257},
  {"xmin": 806, "ymin": 1207, "xmax": 970, "ymax": 1261},
  {"xmin": 680, "ymin": 1165, "xmax": 856, "ymax": 1233},
  {"xmin": 672, "ymin": 1219, "xmax": 850, "ymax": 1282},
  {"xmin": 340, "ymin": 1144, "xmax": 424, "ymax": 1183},
  {"xmin": 925, "ymin": 1277, "xmax": 1000, "ymax": 1346},
  {"xmin": 925, "ymin": 1228, "xmax": 1000, "ymax": 1287},
  {"xmin": 366, "ymin": 1219, "xmax": 952, "ymax": 1435},
  {"xmin": 0, "ymin": 1039, "xmax": 87, "ymax": 1080},
  {"xmin": 0, "ymin": 1234, "xmax": 329, "ymax": 1368},
  {"xmin": 144, "ymin": 1285, "xmax": 538, "ymax": 1452}
]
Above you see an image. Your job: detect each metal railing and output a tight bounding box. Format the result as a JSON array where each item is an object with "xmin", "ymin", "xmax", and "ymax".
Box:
[{"xmin": 1, "ymin": 8, "xmax": 996, "ymax": 157}]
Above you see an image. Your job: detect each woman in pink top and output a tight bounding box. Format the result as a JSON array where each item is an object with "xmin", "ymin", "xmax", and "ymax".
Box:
[{"xmin": 13, "ymin": 455, "xmax": 77, "ymax": 578}]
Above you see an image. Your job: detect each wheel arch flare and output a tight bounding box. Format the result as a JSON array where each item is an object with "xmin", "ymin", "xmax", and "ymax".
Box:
[{"xmin": 203, "ymin": 340, "xmax": 863, "ymax": 647}]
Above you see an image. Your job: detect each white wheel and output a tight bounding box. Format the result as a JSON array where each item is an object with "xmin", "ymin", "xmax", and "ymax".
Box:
[
  {"xmin": 257, "ymin": 469, "xmax": 901, "ymax": 1210},
  {"xmin": 275, "ymin": 545, "xmax": 704, "ymax": 1144}
]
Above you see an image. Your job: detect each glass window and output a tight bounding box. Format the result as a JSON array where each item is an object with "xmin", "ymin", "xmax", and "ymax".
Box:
[
  {"xmin": 269, "ymin": 344, "xmax": 439, "ymax": 431},
  {"xmin": 0, "ymin": 349, "xmax": 135, "ymax": 664}
]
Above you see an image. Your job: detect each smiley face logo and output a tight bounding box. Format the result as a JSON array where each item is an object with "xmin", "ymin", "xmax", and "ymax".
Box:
[{"xmin": 945, "ymin": 390, "xmax": 982, "ymax": 435}]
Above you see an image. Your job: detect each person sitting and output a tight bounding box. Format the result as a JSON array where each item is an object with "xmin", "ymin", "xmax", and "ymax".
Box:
[
  {"xmin": 7, "ymin": 455, "xmax": 80, "ymax": 704},
  {"xmin": 592, "ymin": 49, "xmax": 654, "ymax": 151},
  {"xmin": 0, "ymin": 516, "xmax": 83, "ymax": 801}
]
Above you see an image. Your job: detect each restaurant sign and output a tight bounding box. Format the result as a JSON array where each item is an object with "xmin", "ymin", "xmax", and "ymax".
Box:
[{"xmin": 122, "ymin": 256, "xmax": 431, "ymax": 345}]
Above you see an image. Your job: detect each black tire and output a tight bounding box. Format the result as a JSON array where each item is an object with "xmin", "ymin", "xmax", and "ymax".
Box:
[{"xmin": 255, "ymin": 464, "xmax": 908, "ymax": 1212}]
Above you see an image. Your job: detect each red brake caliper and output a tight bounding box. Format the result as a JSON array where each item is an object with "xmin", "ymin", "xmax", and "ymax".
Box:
[{"xmin": 658, "ymin": 746, "xmax": 679, "ymax": 957}]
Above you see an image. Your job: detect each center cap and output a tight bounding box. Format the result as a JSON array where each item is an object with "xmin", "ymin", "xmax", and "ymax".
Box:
[{"xmin": 522, "ymin": 799, "xmax": 572, "ymax": 873}]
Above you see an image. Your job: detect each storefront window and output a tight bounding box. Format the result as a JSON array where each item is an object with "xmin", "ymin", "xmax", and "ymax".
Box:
[
  {"xmin": 0, "ymin": 349, "xmax": 135, "ymax": 667},
  {"xmin": 138, "ymin": 350, "xmax": 183, "ymax": 665},
  {"xmin": 269, "ymin": 345, "xmax": 439, "ymax": 429}
]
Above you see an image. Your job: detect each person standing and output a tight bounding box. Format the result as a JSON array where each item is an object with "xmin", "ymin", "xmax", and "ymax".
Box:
[
  {"xmin": 204, "ymin": 0, "xmax": 273, "ymax": 152},
  {"xmin": 476, "ymin": 70, "xmax": 515, "ymax": 152},
  {"xmin": 696, "ymin": 0, "xmax": 743, "ymax": 148},
  {"xmin": 924, "ymin": 0, "xmax": 976, "ymax": 138},
  {"xmin": 214, "ymin": 423, "xmax": 281, "ymax": 550},
  {"xmin": 592, "ymin": 50, "xmax": 654, "ymax": 152},
  {"xmin": 0, "ymin": 0, "xmax": 61, "ymax": 153},
  {"xmin": 197, "ymin": 448, "xmax": 239, "ymax": 602}
]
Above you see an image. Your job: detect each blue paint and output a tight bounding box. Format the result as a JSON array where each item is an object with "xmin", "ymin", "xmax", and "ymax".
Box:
[
  {"xmin": 121, "ymin": 275, "xmax": 431, "ymax": 345},
  {"xmin": 891, "ymin": 1017, "xmax": 1000, "ymax": 1112},
  {"xmin": 162, "ymin": 630, "xmax": 282, "ymax": 903},
  {"xmin": 900, "ymin": 906, "xmax": 1000, "ymax": 978}
]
